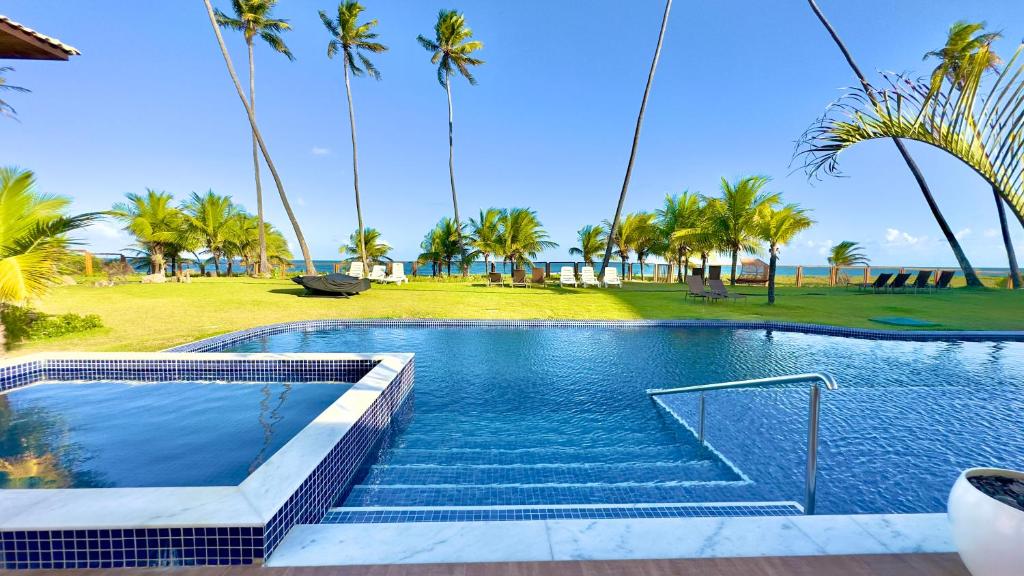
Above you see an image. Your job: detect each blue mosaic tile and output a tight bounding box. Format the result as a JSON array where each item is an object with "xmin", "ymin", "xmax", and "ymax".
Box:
[
  {"xmin": 322, "ymin": 502, "xmax": 802, "ymax": 524},
  {"xmin": 0, "ymin": 527, "xmax": 264, "ymax": 570}
]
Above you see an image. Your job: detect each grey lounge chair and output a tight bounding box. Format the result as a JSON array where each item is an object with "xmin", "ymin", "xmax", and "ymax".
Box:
[
  {"xmin": 686, "ymin": 276, "xmax": 721, "ymax": 302},
  {"xmin": 709, "ymin": 278, "xmax": 746, "ymax": 302},
  {"xmin": 487, "ymin": 272, "xmax": 504, "ymax": 287}
]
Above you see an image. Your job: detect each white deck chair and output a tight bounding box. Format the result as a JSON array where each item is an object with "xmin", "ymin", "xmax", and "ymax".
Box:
[
  {"xmin": 383, "ymin": 262, "xmax": 409, "ymax": 285},
  {"xmin": 347, "ymin": 261, "xmax": 365, "ymax": 279},
  {"xmin": 367, "ymin": 264, "xmax": 387, "ymax": 282},
  {"xmin": 580, "ymin": 266, "xmax": 601, "ymax": 288},
  {"xmin": 603, "ymin": 267, "xmax": 623, "ymax": 287},
  {"xmin": 559, "ymin": 266, "xmax": 577, "ymax": 287}
]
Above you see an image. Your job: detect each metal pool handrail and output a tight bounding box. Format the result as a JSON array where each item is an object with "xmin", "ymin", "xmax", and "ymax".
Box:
[{"xmin": 647, "ymin": 373, "xmax": 838, "ymax": 515}]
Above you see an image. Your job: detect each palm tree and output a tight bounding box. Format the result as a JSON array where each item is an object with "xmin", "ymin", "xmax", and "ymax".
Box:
[
  {"xmin": 827, "ymin": 240, "xmax": 869, "ymax": 285},
  {"xmin": 495, "ymin": 208, "xmax": 557, "ymax": 270},
  {"xmin": 656, "ymin": 192, "xmax": 702, "ymax": 282},
  {"xmin": 417, "ymin": 217, "xmax": 464, "ymax": 277},
  {"xmin": 339, "ymin": 227, "xmax": 391, "ymax": 264},
  {"xmin": 757, "ymin": 204, "xmax": 814, "ymax": 304},
  {"xmin": 599, "ymin": 0, "xmax": 673, "ymax": 274},
  {"xmin": 215, "ymin": 0, "xmax": 293, "ymax": 276},
  {"xmin": 182, "ymin": 190, "xmax": 236, "ymax": 275},
  {"xmin": 202, "ymin": 0, "xmax": 315, "ymax": 274},
  {"xmin": 923, "ymin": 21, "xmax": 1019, "ymax": 289},
  {"xmin": 568, "ymin": 225, "xmax": 607, "ymax": 266},
  {"xmin": 111, "ymin": 190, "xmax": 183, "ymax": 274},
  {"xmin": 468, "ymin": 208, "xmax": 502, "ymax": 273},
  {"xmin": 804, "ymin": 0, "xmax": 983, "ymax": 288},
  {"xmin": 0, "ymin": 67, "xmax": 29, "ymax": 120},
  {"xmin": 0, "ymin": 168, "xmax": 102, "ymax": 351},
  {"xmin": 417, "ymin": 10, "xmax": 484, "ymax": 262},
  {"xmin": 706, "ymin": 177, "xmax": 778, "ymax": 284},
  {"xmin": 603, "ymin": 212, "xmax": 656, "ymax": 279},
  {"xmin": 320, "ymin": 2, "xmax": 388, "ymax": 276}
]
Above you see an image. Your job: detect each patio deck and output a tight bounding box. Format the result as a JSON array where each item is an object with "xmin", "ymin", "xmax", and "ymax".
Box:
[{"xmin": 1, "ymin": 554, "xmax": 968, "ymax": 575}]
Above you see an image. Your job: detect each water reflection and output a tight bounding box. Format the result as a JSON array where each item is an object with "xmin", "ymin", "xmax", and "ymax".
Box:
[{"xmin": 0, "ymin": 395, "xmax": 104, "ymax": 488}]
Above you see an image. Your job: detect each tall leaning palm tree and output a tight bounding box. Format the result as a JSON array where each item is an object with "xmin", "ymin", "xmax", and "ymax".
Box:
[
  {"xmin": 215, "ymin": 0, "xmax": 293, "ymax": 276},
  {"xmin": 203, "ymin": 0, "xmax": 315, "ymax": 274},
  {"xmin": 805, "ymin": 0, "xmax": 982, "ymax": 287},
  {"xmin": 923, "ymin": 21, "xmax": 1019, "ymax": 289},
  {"xmin": 569, "ymin": 225, "xmax": 607, "ymax": 267},
  {"xmin": 707, "ymin": 177, "xmax": 779, "ymax": 285},
  {"xmin": 599, "ymin": 0, "xmax": 673, "ymax": 276},
  {"xmin": 757, "ymin": 204, "xmax": 814, "ymax": 304},
  {"xmin": 417, "ymin": 10, "xmax": 484, "ymax": 265},
  {"xmin": 320, "ymin": 2, "xmax": 388, "ymax": 276}
]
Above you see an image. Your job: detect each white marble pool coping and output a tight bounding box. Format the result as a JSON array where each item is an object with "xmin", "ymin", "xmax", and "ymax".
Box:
[
  {"xmin": 0, "ymin": 352, "xmax": 413, "ymax": 531},
  {"xmin": 266, "ymin": 512, "xmax": 954, "ymax": 566}
]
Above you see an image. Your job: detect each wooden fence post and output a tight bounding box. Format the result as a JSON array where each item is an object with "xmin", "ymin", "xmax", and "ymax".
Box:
[
  {"xmin": 84, "ymin": 251, "xmax": 93, "ymax": 276},
  {"xmin": 795, "ymin": 266, "xmax": 803, "ymax": 287},
  {"xmin": 863, "ymin": 266, "xmax": 870, "ymax": 285}
]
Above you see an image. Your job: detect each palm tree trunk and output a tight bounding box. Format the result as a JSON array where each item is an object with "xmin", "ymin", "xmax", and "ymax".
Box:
[
  {"xmin": 806, "ymin": 0, "xmax": 983, "ymax": 288},
  {"xmin": 444, "ymin": 73, "xmax": 465, "ymax": 276},
  {"xmin": 343, "ymin": 54, "xmax": 369, "ymax": 276},
  {"xmin": 994, "ymin": 187, "xmax": 1021, "ymax": 288},
  {"xmin": 767, "ymin": 248, "xmax": 778, "ymax": 304},
  {"xmin": 213, "ymin": 251, "xmax": 222, "ymax": 275},
  {"xmin": 202, "ymin": 0, "xmax": 315, "ymax": 275},
  {"xmin": 599, "ymin": 0, "xmax": 673, "ymax": 273},
  {"xmin": 729, "ymin": 248, "xmax": 739, "ymax": 285},
  {"xmin": 247, "ymin": 39, "xmax": 270, "ymax": 276}
]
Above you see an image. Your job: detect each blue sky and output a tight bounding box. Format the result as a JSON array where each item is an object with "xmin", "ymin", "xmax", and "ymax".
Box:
[{"xmin": 2, "ymin": 0, "xmax": 1023, "ymax": 267}]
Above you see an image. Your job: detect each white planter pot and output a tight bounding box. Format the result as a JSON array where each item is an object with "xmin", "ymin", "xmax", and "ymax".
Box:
[{"xmin": 948, "ymin": 467, "xmax": 1024, "ymax": 576}]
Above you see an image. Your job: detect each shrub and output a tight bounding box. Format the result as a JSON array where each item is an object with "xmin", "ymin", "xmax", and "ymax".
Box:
[{"xmin": 1, "ymin": 306, "xmax": 103, "ymax": 346}]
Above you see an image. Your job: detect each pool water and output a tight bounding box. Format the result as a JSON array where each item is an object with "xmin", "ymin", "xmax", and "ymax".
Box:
[
  {"xmin": 0, "ymin": 381, "xmax": 349, "ymax": 488},
  {"xmin": 225, "ymin": 326, "xmax": 1024, "ymax": 514}
]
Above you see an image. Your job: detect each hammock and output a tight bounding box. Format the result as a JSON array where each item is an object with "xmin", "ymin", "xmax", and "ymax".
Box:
[
  {"xmin": 291, "ymin": 273, "xmax": 370, "ymax": 297},
  {"xmin": 735, "ymin": 258, "xmax": 769, "ymax": 285}
]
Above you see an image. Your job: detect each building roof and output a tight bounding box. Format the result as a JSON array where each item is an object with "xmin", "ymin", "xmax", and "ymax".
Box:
[{"xmin": 0, "ymin": 15, "xmax": 80, "ymax": 60}]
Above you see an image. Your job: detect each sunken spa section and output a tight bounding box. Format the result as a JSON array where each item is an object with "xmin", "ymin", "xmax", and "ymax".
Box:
[{"xmin": 0, "ymin": 352, "xmax": 414, "ymax": 570}]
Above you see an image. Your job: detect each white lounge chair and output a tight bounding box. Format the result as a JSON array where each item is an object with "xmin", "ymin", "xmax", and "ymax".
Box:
[
  {"xmin": 367, "ymin": 264, "xmax": 387, "ymax": 282},
  {"xmin": 581, "ymin": 266, "xmax": 601, "ymax": 288},
  {"xmin": 382, "ymin": 262, "xmax": 408, "ymax": 285},
  {"xmin": 559, "ymin": 266, "xmax": 577, "ymax": 287},
  {"xmin": 347, "ymin": 261, "xmax": 365, "ymax": 279},
  {"xmin": 603, "ymin": 267, "xmax": 623, "ymax": 288}
]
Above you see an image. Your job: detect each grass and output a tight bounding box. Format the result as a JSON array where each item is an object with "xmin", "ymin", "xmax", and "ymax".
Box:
[{"xmin": 9, "ymin": 276, "xmax": 1023, "ymax": 355}]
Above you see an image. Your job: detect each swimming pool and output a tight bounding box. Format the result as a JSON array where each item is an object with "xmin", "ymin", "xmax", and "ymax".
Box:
[
  {"xmin": 0, "ymin": 381, "xmax": 350, "ymax": 488},
  {"xmin": 224, "ymin": 324, "xmax": 1024, "ymax": 515}
]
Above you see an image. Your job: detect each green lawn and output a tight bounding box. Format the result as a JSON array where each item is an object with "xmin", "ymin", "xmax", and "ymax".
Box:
[{"xmin": 9, "ymin": 277, "xmax": 1023, "ymax": 355}]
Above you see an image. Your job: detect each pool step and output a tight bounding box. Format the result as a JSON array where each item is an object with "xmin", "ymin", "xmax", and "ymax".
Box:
[
  {"xmin": 321, "ymin": 501, "xmax": 804, "ymax": 524},
  {"xmin": 378, "ymin": 445, "xmax": 708, "ymax": 466},
  {"xmin": 340, "ymin": 481, "xmax": 767, "ymax": 508},
  {"xmin": 360, "ymin": 461, "xmax": 737, "ymax": 486},
  {"xmin": 392, "ymin": 430, "xmax": 687, "ymax": 450}
]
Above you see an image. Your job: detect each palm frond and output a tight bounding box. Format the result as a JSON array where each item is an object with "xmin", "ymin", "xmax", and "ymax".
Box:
[{"xmin": 796, "ymin": 42, "xmax": 1024, "ymax": 227}]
